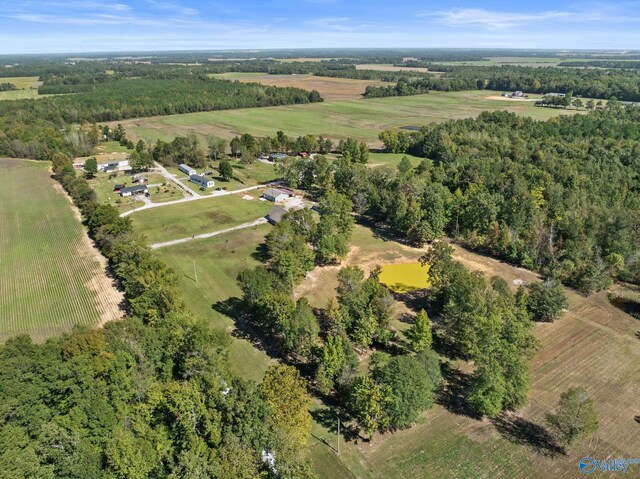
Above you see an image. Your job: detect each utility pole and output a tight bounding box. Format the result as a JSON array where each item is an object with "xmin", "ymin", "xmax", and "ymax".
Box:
[
  {"xmin": 193, "ymin": 259, "xmax": 197, "ymax": 283},
  {"xmin": 337, "ymin": 416, "xmax": 340, "ymax": 455}
]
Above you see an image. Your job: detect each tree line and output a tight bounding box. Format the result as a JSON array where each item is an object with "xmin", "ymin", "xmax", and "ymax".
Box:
[
  {"xmin": 277, "ymin": 109, "xmax": 640, "ymax": 293},
  {"xmin": 362, "ymin": 65, "xmax": 640, "ymax": 101},
  {"xmin": 0, "ymin": 77, "xmax": 322, "ymax": 161}
]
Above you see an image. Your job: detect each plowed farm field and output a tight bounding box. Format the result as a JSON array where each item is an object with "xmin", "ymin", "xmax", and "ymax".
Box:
[{"xmin": 0, "ymin": 159, "xmax": 123, "ymax": 341}]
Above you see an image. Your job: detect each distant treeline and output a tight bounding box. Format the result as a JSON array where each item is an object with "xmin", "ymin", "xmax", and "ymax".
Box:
[
  {"xmin": 362, "ymin": 65, "xmax": 640, "ymax": 101},
  {"xmin": 0, "ymin": 77, "xmax": 321, "ymax": 160},
  {"xmin": 370, "ymin": 109, "xmax": 640, "ymax": 290},
  {"xmin": 558, "ymin": 60, "xmax": 640, "ymax": 69}
]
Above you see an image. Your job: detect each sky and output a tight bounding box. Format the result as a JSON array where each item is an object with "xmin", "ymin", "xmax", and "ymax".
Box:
[{"xmin": 2, "ymin": 0, "xmax": 640, "ymax": 54}]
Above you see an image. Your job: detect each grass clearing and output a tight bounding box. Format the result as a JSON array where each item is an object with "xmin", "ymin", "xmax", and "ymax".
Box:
[
  {"xmin": 211, "ymin": 72, "xmax": 387, "ymax": 100},
  {"xmin": 117, "ymin": 91, "xmax": 581, "ymax": 147},
  {"xmin": 303, "ymin": 231, "xmax": 640, "ymax": 478},
  {"xmin": 0, "ymin": 159, "xmax": 123, "ymax": 342},
  {"xmin": 355, "ymin": 64, "xmax": 432, "ymax": 73},
  {"xmin": 1, "ymin": 76, "xmax": 39, "ymax": 89},
  {"xmin": 155, "ymin": 224, "xmax": 274, "ymax": 381},
  {"xmin": 96, "ymin": 141, "xmax": 134, "ymax": 154},
  {"xmin": 378, "ymin": 262, "xmax": 430, "ymax": 293},
  {"xmin": 129, "ymin": 192, "xmax": 272, "ymax": 244},
  {"xmin": 369, "ymin": 152, "xmax": 423, "ymax": 169},
  {"xmin": 0, "ymin": 89, "xmax": 40, "ymax": 100}
]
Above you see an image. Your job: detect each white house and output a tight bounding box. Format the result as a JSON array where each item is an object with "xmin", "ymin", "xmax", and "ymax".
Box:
[
  {"xmin": 190, "ymin": 174, "xmax": 215, "ymax": 189},
  {"xmin": 179, "ymin": 164, "xmax": 197, "ymax": 176},
  {"xmin": 119, "ymin": 185, "xmax": 148, "ymax": 197},
  {"xmin": 263, "ymin": 188, "xmax": 288, "ymax": 203},
  {"xmin": 98, "ymin": 159, "xmax": 130, "ymax": 172}
]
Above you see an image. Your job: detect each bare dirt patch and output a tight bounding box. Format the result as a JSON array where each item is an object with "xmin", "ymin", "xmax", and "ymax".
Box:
[
  {"xmin": 52, "ymin": 178, "xmax": 125, "ymax": 327},
  {"xmin": 214, "ymin": 73, "xmax": 387, "ymax": 101},
  {"xmin": 356, "ymin": 64, "xmax": 432, "ymax": 73}
]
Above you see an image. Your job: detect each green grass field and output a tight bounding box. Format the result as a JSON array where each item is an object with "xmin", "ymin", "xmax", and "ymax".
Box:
[
  {"xmin": 1, "ymin": 76, "xmax": 39, "ymax": 89},
  {"xmin": 183, "ymin": 160, "xmax": 278, "ymax": 195},
  {"xmin": 129, "ymin": 192, "xmax": 272, "ymax": 244},
  {"xmin": 96, "ymin": 141, "xmax": 134, "ymax": 154},
  {"xmin": 0, "ymin": 159, "xmax": 123, "ymax": 342},
  {"xmin": 116, "ymin": 91, "xmax": 580, "ymax": 146},
  {"xmin": 155, "ymin": 224, "xmax": 273, "ymax": 381},
  {"xmin": 0, "ymin": 89, "xmax": 40, "ymax": 101},
  {"xmin": 368, "ymin": 153, "xmax": 423, "ymax": 169}
]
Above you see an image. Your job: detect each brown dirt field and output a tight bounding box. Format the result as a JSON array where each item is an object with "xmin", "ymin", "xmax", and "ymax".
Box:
[
  {"xmin": 215, "ymin": 73, "xmax": 387, "ymax": 100},
  {"xmin": 303, "ymin": 227, "xmax": 640, "ymax": 478},
  {"xmin": 356, "ymin": 64, "xmax": 432, "ymax": 73}
]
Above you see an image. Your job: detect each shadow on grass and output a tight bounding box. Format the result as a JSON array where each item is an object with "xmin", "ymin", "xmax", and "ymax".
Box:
[
  {"xmin": 311, "ymin": 407, "xmax": 358, "ymax": 444},
  {"xmin": 212, "ymin": 297, "xmax": 283, "ymax": 360},
  {"xmin": 436, "ymin": 363, "xmax": 480, "ymax": 419},
  {"xmin": 250, "ymin": 243, "xmax": 270, "ymax": 263},
  {"xmin": 492, "ymin": 413, "xmax": 565, "ymax": 457},
  {"xmin": 390, "ymin": 288, "xmax": 430, "ymax": 313}
]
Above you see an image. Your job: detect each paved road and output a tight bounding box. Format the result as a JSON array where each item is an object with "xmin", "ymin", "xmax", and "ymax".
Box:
[{"xmin": 149, "ymin": 218, "xmax": 268, "ymax": 249}]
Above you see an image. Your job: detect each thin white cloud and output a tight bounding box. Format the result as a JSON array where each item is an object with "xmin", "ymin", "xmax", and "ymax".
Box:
[
  {"xmin": 429, "ymin": 6, "xmax": 640, "ymax": 30},
  {"xmin": 143, "ymin": 0, "xmax": 199, "ymax": 16},
  {"xmin": 305, "ymin": 17, "xmax": 352, "ymax": 31}
]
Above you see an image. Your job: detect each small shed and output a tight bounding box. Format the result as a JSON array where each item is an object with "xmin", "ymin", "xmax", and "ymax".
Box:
[
  {"xmin": 266, "ymin": 206, "xmax": 288, "ymax": 224},
  {"xmin": 263, "ymin": 188, "xmax": 288, "ymax": 203},
  {"xmin": 179, "ymin": 164, "xmax": 197, "ymax": 176},
  {"xmin": 278, "ymin": 187, "xmax": 295, "ymax": 197}
]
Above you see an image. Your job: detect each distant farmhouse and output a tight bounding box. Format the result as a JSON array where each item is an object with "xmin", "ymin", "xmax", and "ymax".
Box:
[
  {"xmin": 119, "ymin": 185, "xmax": 148, "ymax": 197},
  {"xmin": 98, "ymin": 159, "xmax": 130, "ymax": 173},
  {"xmin": 266, "ymin": 206, "xmax": 288, "ymax": 224},
  {"xmin": 179, "ymin": 164, "xmax": 197, "ymax": 176},
  {"xmin": 190, "ymin": 174, "xmax": 215, "ymax": 189},
  {"xmin": 263, "ymin": 188, "xmax": 290, "ymax": 202}
]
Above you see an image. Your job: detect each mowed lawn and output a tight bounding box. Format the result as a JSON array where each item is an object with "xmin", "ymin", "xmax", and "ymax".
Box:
[
  {"xmin": 0, "ymin": 159, "xmax": 123, "ymax": 342},
  {"xmin": 117, "ymin": 91, "xmax": 581, "ymax": 147},
  {"xmin": 129, "ymin": 193, "xmax": 272, "ymax": 244},
  {"xmin": 155, "ymin": 224, "xmax": 274, "ymax": 381}
]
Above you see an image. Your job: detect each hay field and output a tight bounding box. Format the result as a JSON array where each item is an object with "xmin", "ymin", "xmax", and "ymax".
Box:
[{"xmin": 115, "ymin": 91, "xmax": 579, "ymax": 147}]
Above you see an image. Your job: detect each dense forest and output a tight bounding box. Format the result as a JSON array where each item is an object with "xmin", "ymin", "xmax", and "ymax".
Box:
[
  {"xmin": 558, "ymin": 60, "xmax": 640, "ymax": 69},
  {"xmin": 0, "ymin": 76, "xmax": 321, "ymax": 161},
  {"xmin": 362, "ymin": 65, "xmax": 640, "ymax": 101},
  {"xmin": 279, "ymin": 109, "xmax": 640, "ymax": 292}
]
